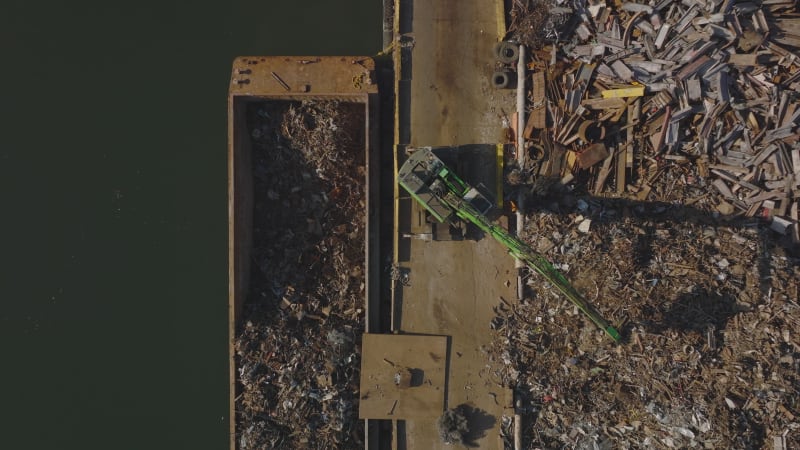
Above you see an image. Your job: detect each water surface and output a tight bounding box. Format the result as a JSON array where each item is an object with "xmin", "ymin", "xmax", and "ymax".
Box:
[{"xmin": 0, "ymin": 2, "xmax": 380, "ymax": 448}]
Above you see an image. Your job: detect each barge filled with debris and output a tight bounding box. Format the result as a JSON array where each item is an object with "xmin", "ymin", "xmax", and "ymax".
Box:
[{"xmin": 228, "ymin": 56, "xmax": 379, "ymax": 450}]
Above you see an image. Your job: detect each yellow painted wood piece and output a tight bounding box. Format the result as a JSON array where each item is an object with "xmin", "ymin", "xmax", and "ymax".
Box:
[
  {"xmin": 496, "ymin": 144, "xmax": 504, "ymax": 208},
  {"xmin": 601, "ymin": 86, "xmax": 645, "ymax": 98},
  {"xmin": 565, "ymin": 150, "xmax": 578, "ymax": 173}
]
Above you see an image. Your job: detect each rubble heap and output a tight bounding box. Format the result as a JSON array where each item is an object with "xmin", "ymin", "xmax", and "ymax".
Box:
[
  {"xmin": 235, "ymin": 100, "xmax": 366, "ymax": 449},
  {"xmin": 491, "ymin": 197, "xmax": 799, "ymax": 448},
  {"xmin": 493, "ymin": 0, "xmax": 800, "ymax": 448},
  {"xmin": 508, "ymin": 0, "xmax": 800, "ymax": 244},
  {"xmin": 438, "ymin": 406, "xmax": 471, "ymax": 445},
  {"xmin": 508, "ymin": 0, "xmax": 559, "ymax": 49}
]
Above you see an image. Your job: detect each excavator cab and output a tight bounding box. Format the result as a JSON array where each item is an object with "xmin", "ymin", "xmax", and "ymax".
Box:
[{"xmin": 463, "ymin": 186, "xmax": 493, "ymax": 216}]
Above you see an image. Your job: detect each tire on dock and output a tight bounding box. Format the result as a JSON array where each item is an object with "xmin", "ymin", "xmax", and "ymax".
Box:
[
  {"xmin": 494, "ymin": 41, "xmax": 519, "ymax": 64},
  {"xmin": 491, "ymin": 71, "xmax": 513, "ymax": 89}
]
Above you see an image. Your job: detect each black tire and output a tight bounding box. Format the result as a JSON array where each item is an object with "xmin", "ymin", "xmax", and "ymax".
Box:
[
  {"xmin": 494, "ymin": 41, "xmax": 519, "ymax": 64},
  {"xmin": 491, "ymin": 71, "xmax": 512, "ymax": 89}
]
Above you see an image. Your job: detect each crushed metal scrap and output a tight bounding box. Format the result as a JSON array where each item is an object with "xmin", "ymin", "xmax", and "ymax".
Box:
[{"xmin": 235, "ymin": 100, "xmax": 366, "ymax": 450}]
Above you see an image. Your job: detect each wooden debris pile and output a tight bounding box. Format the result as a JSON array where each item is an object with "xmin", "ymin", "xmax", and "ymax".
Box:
[
  {"xmin": 496, "ymin": 0, "xmax": 800, "ymax": 447},
  {"xmin": 235, "ymin": 100, "xmax": 366, "ymax": 449},
  {"xmin": 489, "ymin": 196, "xmax": 800, "ymax": 448},
  {"xmin": 511, "ymin": 0, "xmax": 800, "ymax": 246},
  {"xmin": 509, "ymin": 0, "xmax": 562, "ymax": 49}
]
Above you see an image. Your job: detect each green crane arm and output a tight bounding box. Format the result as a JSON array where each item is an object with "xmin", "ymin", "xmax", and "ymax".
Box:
[
  {"xmin": 442, "ymin": 191, "xmax": 621, "ymax": 342},
  {"xmin": 398, "ymin": 147, "xmax": 620, "ymax": 341}
]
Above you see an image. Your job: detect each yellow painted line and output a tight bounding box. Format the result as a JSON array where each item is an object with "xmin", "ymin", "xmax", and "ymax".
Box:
[
  {"xmin": 496, "ymin": 143, "xmax": 504, "ymax": 208},
  {"xmin": 393, "ymin": 0, "xmax": 401, "ymax": 267},
  {"xmin": 601, "ymin": 86, "xmax": 645, "ymax": 98},
  {"xmin": 495, "ymin": 0, "xmax": 506, "ymax": 40},
  {"xmin": 390, "ymin": 0, "xmax": 401, "ymax": 333}
]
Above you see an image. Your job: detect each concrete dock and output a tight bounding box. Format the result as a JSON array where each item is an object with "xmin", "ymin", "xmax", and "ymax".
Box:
[{"xmin": 391, "ymin": 0, "xmax": 517, "ymax": 448}]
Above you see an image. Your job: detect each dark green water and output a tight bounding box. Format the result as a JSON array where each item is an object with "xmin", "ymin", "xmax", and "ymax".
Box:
[{"xmin": 0, "ymin": 2, "xmax": 380, "ymax": 448}]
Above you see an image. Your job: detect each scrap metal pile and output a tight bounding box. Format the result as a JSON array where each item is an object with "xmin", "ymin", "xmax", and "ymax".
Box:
[
  {"xmin": 236, "ymin": 100, "xmax": 366, "ymax": 449},
  {"xmin": 491, "ymin": 199, "xmax": 799, "ymax": 448},
  {"xmin": 492, "ymin": 0, "xmax": 800, "ymax": 448},
  {"xmin": 507, "ymin": 0, "xmax": 800, "ymax": 242}
]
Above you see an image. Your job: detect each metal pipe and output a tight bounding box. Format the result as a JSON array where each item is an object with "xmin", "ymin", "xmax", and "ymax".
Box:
[
  {"xmin": 514, "ymin": 44, "xmax": 526, "ymax": 302},
  {"xmin": 514, "ymin": 43, "xmax": 526, "ymax": 450},
  {"xmin": 516, "ymin": 45, "xmax": 525, "ymax": 163}
]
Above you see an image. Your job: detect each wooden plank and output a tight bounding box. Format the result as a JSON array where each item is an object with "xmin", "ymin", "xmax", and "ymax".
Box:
[
  {"xmin": 566, "ymin": 64, "xmax": 596, "ymax": 113},
  {"xmin": 650, "ymin": 106, "xmax": 671, "ymax": 153},
  {"xmin": 708, "ymin": 164, "xmax": 750, "ymax": 174},
  {"xmin": 582, "ymin": 97, "xmax": 628, "ymax": 110},
  {"xmin": 728, "ymin": 53, "xmax": 758, "ymax": 66},
  {"xmin": 617, "ymin": 103, "xmax": 632, "ymax": 193},
  {"xmin": 531, "ymin": 71, "xmax": 547, "ymax": 129},
  {"xmin": 594, "ymin": 148, "xmax": 615, "ymax": 194},
  {"xmin": 676, "ymin": 55, "xmax": 712, "ymax": 80},
  {"xmin": 712, "ymin": 169, "xmax": 762, "ymax": 192},
  {"xmin": 713, "ymin": 178, "xmax": 735, "ymax": 199},
  {"xmin": 602, "ymin": 86, "xmax": 645, "ymax": 98},
  {"xmin": 628, "ymin": 99, "xmax": 640, "ymax": 169},
  {"xmin": 577, "ymin": 143, "xmax": 610, "ymax": 169},
  {"xmin": 611, "ymin": 60, "xmax": 634, "ymax": 81},
  {"xmin": 655, "ymin": 23, "xmax": 671, "ymax": 49},
  {"xmin": 686, "ymin": 77, "xmax": 702, "ymax": 102}
]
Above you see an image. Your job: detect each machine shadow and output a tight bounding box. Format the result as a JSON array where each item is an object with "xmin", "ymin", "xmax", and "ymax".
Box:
[
  {"xmin": 457, "ymin": 403, "xmax": 497, "ymax": 448},
  {"xmin": 517, "ymin": 191, "xmax": 797, "ymax": 340}
]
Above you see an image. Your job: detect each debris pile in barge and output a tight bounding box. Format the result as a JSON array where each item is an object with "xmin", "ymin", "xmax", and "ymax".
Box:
[
  {"xmin": 235, "ymin": 100, "xmax": 366, "ymax": 450},
  {"xmin": 491, "ymin": 0, "xmax": 800, "ymax": 448}
]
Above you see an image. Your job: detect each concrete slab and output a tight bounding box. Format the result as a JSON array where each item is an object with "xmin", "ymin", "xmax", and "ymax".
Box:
[
  {"xmin": 359, "ymin": 334, "xmax": 448, "ymax": 420},
  {"xmin": 406, "ymin": 0, "xmax": 515, "ymax": 147},
  {"xmin": 398, "ymin": 237, "xmax": 516, "ymax": 449},
  {"xmin": 392, "ymin": 0, "xmax": 518, "ymax": 447}
]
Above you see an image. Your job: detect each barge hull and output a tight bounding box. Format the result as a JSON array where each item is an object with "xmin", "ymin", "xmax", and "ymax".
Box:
[{"xmin": 228, "ymin": 56, "xmax": 379, "ymax": 450}]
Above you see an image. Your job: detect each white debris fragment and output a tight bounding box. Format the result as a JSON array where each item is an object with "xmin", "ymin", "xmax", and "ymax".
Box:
[{"xmin": 578, "ymin": 218, "xmax": 592, "ymax": 233}]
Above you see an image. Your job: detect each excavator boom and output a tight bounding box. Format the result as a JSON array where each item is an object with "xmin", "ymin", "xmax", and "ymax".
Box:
[{"xmin": 399, "ymin": 147, "xmax": 621, "ymax": 342}]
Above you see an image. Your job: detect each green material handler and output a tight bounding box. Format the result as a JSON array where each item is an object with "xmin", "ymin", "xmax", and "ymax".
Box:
[{"xmin": 398, "ymin": 147, "xmax": 621, "ymax": 342}]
